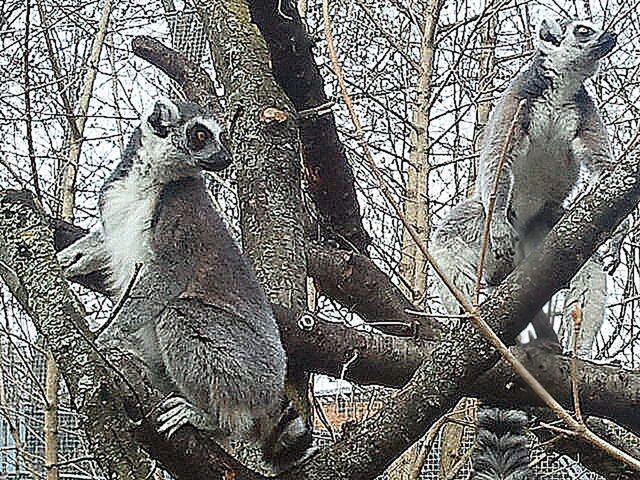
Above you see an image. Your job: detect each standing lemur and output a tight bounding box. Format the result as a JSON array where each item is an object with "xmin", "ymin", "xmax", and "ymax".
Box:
[
  {"xmin": 433, "ymin": 18, "xmax": 621, "ymax": 357},
  {"xmin": 57, "ymin": 98, "xmax": 313, "ymax": 470},
  {"xmin": 430, "ymin": 18, "xmax": 620, "ymax": 480}
]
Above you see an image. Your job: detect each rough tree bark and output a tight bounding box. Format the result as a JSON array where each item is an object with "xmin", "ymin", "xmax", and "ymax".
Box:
[
  {"xmin": 286, "ymin": 149, "xmax": 640, "ymax": 479},
  {"xmin": 191, "ymin": 0, "xmax": 314, "ymax": 424}
]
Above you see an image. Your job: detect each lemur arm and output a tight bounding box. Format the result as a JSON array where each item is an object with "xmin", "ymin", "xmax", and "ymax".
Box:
[
  {"xmin": 572, "ymin": 106, "xmax": 627, "ymax": 273},
  {"xmin": 477, "ymin": 94, "xmax": 531, "ymax": 261}
]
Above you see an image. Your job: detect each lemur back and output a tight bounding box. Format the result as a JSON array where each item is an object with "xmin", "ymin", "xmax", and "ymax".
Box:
[{"xmin": 58, "ymin": 98, "xmax": 313, "ymax": 470}]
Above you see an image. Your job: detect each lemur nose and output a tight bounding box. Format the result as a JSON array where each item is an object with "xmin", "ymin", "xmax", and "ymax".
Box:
[{"xmin": 199, "ymin": 146, "xmax": 232, "ymax": 172}]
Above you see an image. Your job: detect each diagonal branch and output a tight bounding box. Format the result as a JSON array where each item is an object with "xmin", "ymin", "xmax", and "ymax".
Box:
[
  {"xmin": 131, "ymin": 35, "xmax": 223, "ymax": 117},
  {"xmin": 246, "ymin": 0, "xmax": 371, "ymax": 254}
]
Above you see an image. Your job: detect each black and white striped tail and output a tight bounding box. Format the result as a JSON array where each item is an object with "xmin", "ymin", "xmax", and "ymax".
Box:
[
  {"xmin": 261, "ymin": 401, "xmax": 314, "ymax": 472},
  {"xmin": 471, "ymin": 406, "xmax": 531, "ymax": 480}
]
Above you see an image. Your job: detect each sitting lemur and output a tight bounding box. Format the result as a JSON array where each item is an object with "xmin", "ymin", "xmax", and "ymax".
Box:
[
  {"xmin": 430, "ymin": 18, "xmax": 622, "ymax": 480},
  {"xmin": 58, "ymin": 98, "xmax": 313, "ymax": 470}
]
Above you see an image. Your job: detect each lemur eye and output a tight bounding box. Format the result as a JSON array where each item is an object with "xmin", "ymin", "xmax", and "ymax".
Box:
[
  {"xmin": 188, "ymin": 125, "xmax": 212, "ymax": 151},
  {"xmin": 575, "ymin": 25, "xmax": 595, "ymax": 36}
]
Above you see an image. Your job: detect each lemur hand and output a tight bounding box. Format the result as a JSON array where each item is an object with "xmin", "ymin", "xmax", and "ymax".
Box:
[
  {"xmin": 602, "ymin": 238, "xmax": 623, "ymax": 275},
  {"xmin": 56, "ymin": 230, "xmax": 108, "ymax": 279},
  {"xmin": 489, "ymin": 218, "xmax": 519, "ymax": 262}
]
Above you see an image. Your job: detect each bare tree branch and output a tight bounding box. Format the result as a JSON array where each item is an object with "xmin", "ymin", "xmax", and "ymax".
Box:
[{"xmin": 246, "ymin": 0, "xmax": 371, "ymax": 254}]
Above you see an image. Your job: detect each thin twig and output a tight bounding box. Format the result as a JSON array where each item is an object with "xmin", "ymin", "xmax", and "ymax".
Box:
[
  {"xmin": 409, "ymin": 415, "xmax": 448, "ymax": 480},
  {"xmin": 570, "ymin": 304, "xmax": 584, "ymax": 423},
  {"xmin": 60, "ymin": 0, "xmax": 115, "ymax": 221},
  {"xmin": 23, "ymin": 0, "xmax": 42, "ymax": 203},
  {"xmin": 95, "ymin": 262, "xmax": 143, "ymax": 338}
]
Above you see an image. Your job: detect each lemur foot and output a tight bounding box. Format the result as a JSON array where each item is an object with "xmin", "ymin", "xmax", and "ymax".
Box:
[
  {"xmin": 156, "ymin": 396, "xmax": 215, "ymax": 438},
  {"xmin": 489, "ymin": 219, "xmax": 519, "ymax": 262}
]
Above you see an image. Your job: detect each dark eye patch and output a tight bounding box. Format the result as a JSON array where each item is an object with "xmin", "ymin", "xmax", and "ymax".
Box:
[{"xmin": 188, "ymin": 124, "xmax": 213, "ymax": 151}]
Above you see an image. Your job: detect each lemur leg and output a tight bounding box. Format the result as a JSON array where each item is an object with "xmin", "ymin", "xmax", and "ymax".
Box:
[
  {"xmin": 56, "ymin": 229, "xmax": 109, "ymax": 278},
  {"xmin": 431, "ymin": 199, "xmax": 484, "ymax": 315},
  {"xmin": 563, "ymin": 254, "xmax": 607, "ymax": 357},
  {"xmin": 155, "ymin": 300, "xmax": 284, "ymax": 441},
  {"xmin": 571, "ymin": 132, "xmax": 627, "ymax": 275}
]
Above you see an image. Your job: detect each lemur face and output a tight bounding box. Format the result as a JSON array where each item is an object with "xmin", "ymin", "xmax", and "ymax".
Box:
[
  {"xmin": 537, "ymin": 18, "xmax": 616, "ymax": 76},
  {"xmin": 141, "ymin": 98, "xmax": 232, "ymax": 177}
]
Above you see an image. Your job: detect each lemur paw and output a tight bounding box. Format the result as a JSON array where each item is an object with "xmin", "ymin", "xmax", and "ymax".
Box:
[
  {"xmin": 601, "ymin": 242, "xmax": 622, "ymax": 275},
  {"xmin": 56, "ymin": 247, "xmax": 88, "ymax": 278},
  {"xmin": 489, "ymin": 219, "xmax": 519, "ymax": 262},
  {"xmin": 156, "ymin": 396, "xmax": 215, "ymax": 438}
]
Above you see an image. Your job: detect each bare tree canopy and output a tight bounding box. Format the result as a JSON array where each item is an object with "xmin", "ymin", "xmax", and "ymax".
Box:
[{"xmin": 0, "ymin": 1, "xmax": 639, "ymax": 479}]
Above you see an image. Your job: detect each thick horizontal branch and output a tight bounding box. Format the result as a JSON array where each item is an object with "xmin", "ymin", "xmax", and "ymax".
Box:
[
  {"xmin": 473, "ymin": 342, "xmax": 640, "ymax": 436},
  {"xmin": 307, "ymin": 242, "xmax": 438, "ymax": 338}
]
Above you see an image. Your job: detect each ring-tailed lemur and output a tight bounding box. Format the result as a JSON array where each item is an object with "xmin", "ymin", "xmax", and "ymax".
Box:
[
  {"xmin": 58, "ymin": 98, "xmax": 313, "ymax": 470},
  {"xmin": 433, "ymin": 18, "xmax": 620, "ymax": 356},
  {"xmin": 433, "ymin": 19, "xmax": 619, "ymax": 479}
]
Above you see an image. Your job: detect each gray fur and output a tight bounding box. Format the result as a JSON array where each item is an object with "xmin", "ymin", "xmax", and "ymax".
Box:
[
  {"xmin": 471, "ymin": 407, "xmax": 531, "ymax": 480},
  {"xmin": 57, "ymin": 98, "xmax": 312, "ymax": 469},
  {"xmin": 433, "ymin": 19, "xmax": 620, "ymax": 356}
]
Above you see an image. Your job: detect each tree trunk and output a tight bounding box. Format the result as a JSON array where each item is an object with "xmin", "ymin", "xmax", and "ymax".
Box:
[
  {"xmin": 467, "ymin": 1, "xmax": 497, "ymax": 195},
  {"xmin": 390, "ymin": 1, "xmax": 444, "ymax": 478},
  {"xmin": 398, "ymin": 0, "xmax": 444, "ymax": 306},
  {"xmin": 60, "ymin": 0, "xmax": 115, "ymax": 221},
  {"xmin": 44, "ymin": 351, "xmax": 59, "ymax": 480}
]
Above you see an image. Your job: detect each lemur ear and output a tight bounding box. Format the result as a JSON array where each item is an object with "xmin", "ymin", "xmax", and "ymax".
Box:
[
  {"xmin": 537, "ymin": 18, "xmax": 563, "ymax": 52},
  {"xmin": 147, "ymin": 99, "xmax": 180, "ymax": 138}
]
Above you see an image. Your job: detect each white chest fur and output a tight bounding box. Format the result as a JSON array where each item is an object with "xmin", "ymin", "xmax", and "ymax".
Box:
[
  {"xmin": 101, "ymin": 172, "xmax": 158, "ymax": 294},
  {"xmin": 510, "ymin": 88, "xmax": 583, "ymax": 224}
]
